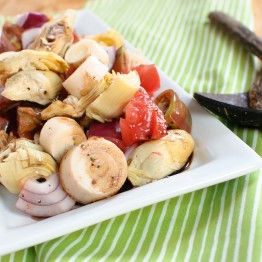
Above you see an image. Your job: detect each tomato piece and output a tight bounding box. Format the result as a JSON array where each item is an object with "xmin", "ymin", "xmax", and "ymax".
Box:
[
  {"xmin": 120, "ymin": 88, "xmax": 167, "ymax": 146},
  {"xmin": 155, "ymin": 89, "xmax": 192, "ymax": 133},
  {"xmin": 132, "ymin": 64, "xmax": 160, "ymax": 94}
]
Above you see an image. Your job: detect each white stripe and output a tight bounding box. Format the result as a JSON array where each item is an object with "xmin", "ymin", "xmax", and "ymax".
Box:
[
  {"xmin": 178, "ymin": 0, "xmax": 232, "ymax": 91},
  {"xmin": 142, "ymin": 1, "xmax": 176, "ymax": 59},
  {"xmin": 184, "ymin": 189, "xmax": 208, "ymax": 262},
  {"xmin": 100, "ymin": 0, "xmax": 126, "ymax": 25},
  {"xmin": 251, "ymin": 130, "xmax": 259, "ymax": 150},
  {"xmin": 232, "ymin": 131, "xmax": 251, "ymax": 261},
  {"xmin": 209, "ymin": 182, "xmax": 229, "ymax": 261},
  {"xmin": 114, "ymin": 0, "xmax": 150, "ymax": 40},
  {"xmin": 8, "ymin": 252, "xmax": 14, "ymax": 262},
  {"xmin": 129, "ymin": 204, "xmax": 157, "ymax": 262},
  {"xmin": 171, "ymin": 191, "xmax": 196, "ymax": 261},
  {"xmin": 143, "ymin": 199, "xmax": 170, "ymax": 262},
  {"xmin": 115, "ymin": 208, "xmax": 144, "ymax": 262},
  {"xmin": 224, "ymin": 0, "xmax": 247, "ymax": 92},
  {"xmin": 156, "ymin": 195, "xmax": 184, "ymax": 262},
  {"xmin": 198, "ymin": 185, "xmax": 219, "ymax": 262},
  {"xmin": 42, "ymin": 234, "xmax": 70, "ymax": 262},
  {"xmin": 233, "ymin": 175, "xmax": 250, "ymax": 262},
  {"xmin": 22, "ymin": 248, "xmax": 28, "ymax": 262},
  {"xmin": 196, "ymin": 0, "xmax": 231, "ymax": 94},
  {"xmin": 83, "ymin": 217, "xmax": 116, "ymax": 262},
  {"xmin": 55, "ymin": 228, "xmax": 88, "ymax": 262},
  {"xmin": 221, "ymin": 179, "xmax": 239, "ymax": 261},
  {"xmin": 186, "ymin": 24, "xmax": 216, "ymax": 93},
  {"xmin": 99, "ymin": 213, "xmax": 130, "ymax": 262},
  {"xmin": 37, "ymin": 233, "xmax": 67, "ymax": 261},
  {"xmin": 156, "ymin": 0, "xmax": 196, "ymax": 72},
  {"xmin": 247, "ymin": 170, "xmax": 262, "ymax": 262},
  {"xmin": 68, "ymin": 223, "xmax": 102, "ymax": 262},
  {"xmin": 161, "ymin": 0, "xmax": 203, "ymax": 76},
  {"xmin": 123, "ymin": 0, "xmax": 159, "ymax": 48},
  {"xmin": 169, "ymin": 0, "xmax": 227, "ymax": 84}
]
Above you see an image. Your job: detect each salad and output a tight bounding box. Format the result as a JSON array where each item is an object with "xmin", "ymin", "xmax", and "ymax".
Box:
[{"xmin": 0, "ymin": 10, "xmax": 194, "ymax": 218}]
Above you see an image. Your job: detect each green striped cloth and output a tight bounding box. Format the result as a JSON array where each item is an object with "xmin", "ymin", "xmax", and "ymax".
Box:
[{"xmin": 1, "ymin": 0, "xmax": 262, "ymax": 261}]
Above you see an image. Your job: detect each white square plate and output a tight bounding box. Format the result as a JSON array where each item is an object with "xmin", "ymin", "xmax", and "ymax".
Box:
[{"xmin": 0, "ymin": 10, "xmax": 261, "ymax": 256}]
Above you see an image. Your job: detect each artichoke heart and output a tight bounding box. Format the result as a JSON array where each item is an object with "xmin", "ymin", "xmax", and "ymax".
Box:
[
  {"xmin": 0, "ymin": 138, "xmax": 43, "ymax": 162},
  {"xmin": 86, "ymin": 71, "xmax": 140, "ymax": 122},
  {"xmin": 0, "ymin": 50, "xmax": 69, "ymax": 84},
  {"xmin": 2, "ymin": 70, "xmax": 63, "ymax": 105},
  {"xmin": 41, "ymin": 77, "xmax": 106, "ymax": 120},
  {"xmin": 127, "ymin": 130, "xmax": 194, "ymax": 186},
  {"xmin": 0, "ymin": 147, "xmax": 57, "ymax": 194},
  {"xmin": 90, "ymin": 29, "xmax": 124, "ymax": 50},
  {"xmin": 29, "ymin": 9, "xmax": 76, "ymax": 57}
]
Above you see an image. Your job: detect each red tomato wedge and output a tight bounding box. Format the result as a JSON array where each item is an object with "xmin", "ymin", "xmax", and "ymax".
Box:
[
  {"xmin": 120, "ymin": 88, "xmax": 167, "ymax": 147},
  {"xmin": 132, "ymin": 64, "xmax": 160, "ymax": 95}
]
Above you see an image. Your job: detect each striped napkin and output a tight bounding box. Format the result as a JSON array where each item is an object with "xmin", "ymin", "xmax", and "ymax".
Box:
[{"xmin": 1, "ymin": 0, "xmax": 262, "ymax": 261}]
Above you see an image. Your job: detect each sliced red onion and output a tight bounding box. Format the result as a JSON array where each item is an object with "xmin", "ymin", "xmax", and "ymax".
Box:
[
  {"xmin": 15, "ymin": 12, "xmax": 48, "ymax": 29},
  {"xmin": 124, "ymin": 143, "xmax": 138, "ymax": 159},
  {"xmin": 19, "ymin": 183, "xmax": 67, "ymax": 205},
  {"xmin": 104, "ymin": 46, "xmax": 116, "ymax": 71},
  {"xmin": 22, "ymin": 173, "xmax": 59, "ymax": 194},
  {"xmin": 87, "ymin": 120, "xmax": 121, "ymax": 139},
  {"xmin": 21, "ymin": 27, "xmax": 41, "ymax": 49},
  {"xmin": 16, "ymin": 195, "xmax": 75, "ymax": 217}
]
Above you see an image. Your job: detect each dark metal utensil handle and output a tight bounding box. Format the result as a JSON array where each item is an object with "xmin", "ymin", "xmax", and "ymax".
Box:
[{"xmin": 209, "ymin": 11, "xmax": 262, "ymax": 60}]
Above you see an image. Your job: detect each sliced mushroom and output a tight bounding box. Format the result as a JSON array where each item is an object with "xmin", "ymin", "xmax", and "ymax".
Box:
[
  {"xmin": 59, "ymin": 137, "xmax": 127, "ymax": 204},
  {"xmin": 39, "ymin": 117, "xmax": 87, "ymax": 162}
]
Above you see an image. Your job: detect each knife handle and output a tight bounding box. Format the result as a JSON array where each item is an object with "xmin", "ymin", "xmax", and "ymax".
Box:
[{"xmin": 208, "ymin": 11, "xmax": 262, "ymax": 60}]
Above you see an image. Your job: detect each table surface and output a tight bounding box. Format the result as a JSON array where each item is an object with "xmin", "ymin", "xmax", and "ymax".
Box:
[{"xmin": 0, "ymin": 0, "xmax": 261, "ymax": 36}]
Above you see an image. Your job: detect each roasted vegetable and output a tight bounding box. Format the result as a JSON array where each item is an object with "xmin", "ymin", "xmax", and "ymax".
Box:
[
  {"xmin": 86, "ymin": 71, "xmax": 140, "ymax": 122},
  {"xmin": 127, "ymin": 129, "xmax": 194, "ymax": 186},
  {"xmin": 17, "ymin": 107, "xmax": 43, "ymax": 139},
  {"xmin": 29, "ymin": 9, "xmax": 76, "ymax": 57}
]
